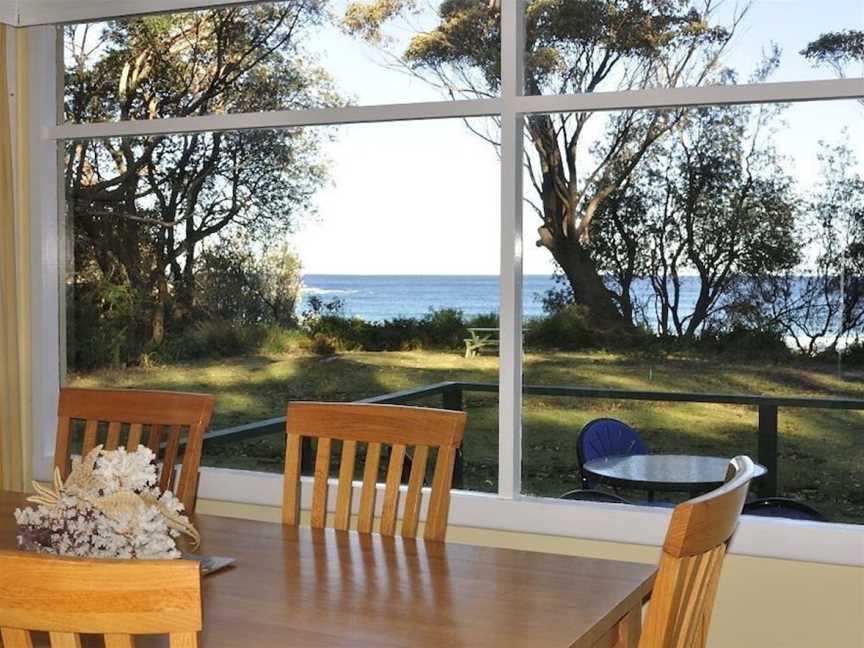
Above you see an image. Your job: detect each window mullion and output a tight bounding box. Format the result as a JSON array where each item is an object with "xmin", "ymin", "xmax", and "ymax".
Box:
[
  {"xmin": 497, "ymin": 0, "xmax": 525, "ymax": 500},
  {"xmin": 27, "ymin": 24, "xmax": 62, "ymax": 481}
]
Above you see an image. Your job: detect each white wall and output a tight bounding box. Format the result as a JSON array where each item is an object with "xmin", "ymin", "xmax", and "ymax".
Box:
[{"xmin": 0, "ymin": 2, "xmax": 16, "ymax": 26}]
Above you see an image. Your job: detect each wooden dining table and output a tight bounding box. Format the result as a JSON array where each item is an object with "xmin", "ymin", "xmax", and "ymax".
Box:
[{"xmin": 0, "ymin": 491, "xmax": 656, "ymax": 647}]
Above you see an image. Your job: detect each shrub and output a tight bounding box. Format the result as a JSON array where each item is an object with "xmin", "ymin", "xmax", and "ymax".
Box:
[
  {"xmin": 67, "ymin": 278, "xmax": 138, "ymax": 369},
  {"xmin": 700, "ymin": 324, "xmax": 791, "ymax": 359},
  {"xmin": 466, "ymin": 312, "xmax": 499, "ymax": 329},
  {"xmin": 525, "ymin": 305, "xmax": 596, "ymax": 350},
  {"xmin": 196, "ymin": 237, "xmax": 301, "ymax": 327},
  {"xmin": 842, "ymin": 342, "xmax": 864, "ymax": 366},
  {"xmin": 259, "ymin": 325, "xmax": 306, "ymax": 355},
  {"xmin": 303, "ymin": 308, "xmax": 471, "ymax": 352},
  {"xmin": 309, "ymin": 333, "xmax": 338, "ymax": 356},
  {"xmin": 420, "ymin": 308, "xmax": 466, "ymax": 348},
  {"xmin": 169, "ymin": 320, "xmax": 260, "ymax": 359}
]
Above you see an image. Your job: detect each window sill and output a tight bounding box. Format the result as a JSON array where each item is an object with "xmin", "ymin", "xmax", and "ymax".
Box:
[{"xmin": 196, "ymin": 466, "xmax": 864, "ymax": 568}]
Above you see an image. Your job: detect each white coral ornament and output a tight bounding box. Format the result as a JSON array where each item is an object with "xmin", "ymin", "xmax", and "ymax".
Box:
[{"xmin": 15, "ymin": 445, "xmax": 199, "ymax": 559}]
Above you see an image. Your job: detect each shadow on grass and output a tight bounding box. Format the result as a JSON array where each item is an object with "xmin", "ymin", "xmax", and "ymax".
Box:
[{"xmin": 71, "ymin": 350, "xmax": 864, "ymax": 523}]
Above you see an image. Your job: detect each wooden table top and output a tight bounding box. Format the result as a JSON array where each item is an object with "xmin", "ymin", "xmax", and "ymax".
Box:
[{"xmin": 0, "ymin": 491, "xmax": 656, "ymax": 647}]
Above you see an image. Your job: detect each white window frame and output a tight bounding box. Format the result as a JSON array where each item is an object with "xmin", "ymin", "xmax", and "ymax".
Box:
[{"xmin": 20, "ymin": 2, "xmax": 864, "ymax": 568}]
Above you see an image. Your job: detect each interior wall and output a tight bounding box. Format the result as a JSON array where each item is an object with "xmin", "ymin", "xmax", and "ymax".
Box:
[
  {"xmin": 197, "ymin": 498, "xmax": 864, "ymax": 648},
  {"xmin": 0, "ymin": 3, "xmax": 16, "ymax": 27}
]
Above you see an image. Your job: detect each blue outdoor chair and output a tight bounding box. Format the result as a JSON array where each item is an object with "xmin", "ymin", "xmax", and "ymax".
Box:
[
  {"xmin": 742, "ymin": 497, "xmax": 828, "ymax": 522},
  {"xmin": 577, "ymin": 417, "xmax": 649, "ymax": 489}
]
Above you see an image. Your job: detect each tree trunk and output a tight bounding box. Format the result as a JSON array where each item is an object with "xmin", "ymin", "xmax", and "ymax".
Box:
[
  {"xmin": 546, "ymin": 235, "xmax": 631, "ymax": 328},
  {"xmin": 151, "ymin": 273, "xmax": 168, "ymax": 346}
]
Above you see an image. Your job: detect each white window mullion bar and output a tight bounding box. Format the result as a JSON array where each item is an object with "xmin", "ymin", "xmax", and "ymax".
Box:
[
  {"xmin": 17, "ymin": 0, "xmax": 259, "ymax": 26},
  {"xmin": 46, "ymin": 78, "xmax": 863, "ymax": 143},
  {"xmin": 514, "ymin": 78, "xmax": 864, "ymax": 115},
  {"xmin": 27, "ymin": 25, "xmax": 62, "ymax": 481},
  {"xmin": 497, "ymin": 0, "xmax": 525, "ymax": 500},
  {"xmin": 46, "ymin": 98, "xmax": 503, "ymax": 141}
]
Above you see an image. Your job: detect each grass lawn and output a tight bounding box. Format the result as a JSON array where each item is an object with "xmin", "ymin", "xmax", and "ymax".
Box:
[{"xmin": 69, "ymin": 349, "xmax": 864, "ymax": 524}]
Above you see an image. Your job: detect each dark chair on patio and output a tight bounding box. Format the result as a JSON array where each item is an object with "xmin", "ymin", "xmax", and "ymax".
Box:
[
  {"xmin": 742, "ymin": 497, "xmax": 828, "ymax": 522},
  {"xmin": 559, "ymin": 489, "xmax": 632, "ymax": 505},
  {"xmin": 577, "ymin": 417, "xmax": 649, "ymax": 489}
]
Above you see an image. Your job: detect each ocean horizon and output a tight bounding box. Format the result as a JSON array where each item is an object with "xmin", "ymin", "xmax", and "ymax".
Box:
[{"xmin": 299, "ymin": 273, "xmax": 704, "ymax": 324}]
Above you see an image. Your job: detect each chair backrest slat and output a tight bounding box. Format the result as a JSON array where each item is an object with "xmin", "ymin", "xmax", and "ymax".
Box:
[
  {"xmin": 81, "ymin": 420, "xmax": 99, "ymax": 456},
  {"xmin": 282, "ymin": 432, "xmax": 303, "ymax": 526},
  {"xmin": 640, "ymin": 455, "xmax": 755, "ymax": 648},
  {"xmin": 1, "ymin": 628, "xmax": 32, "ymax": 648},
  {"xmin": 311, "ymin": 436, "xmax": 332, "ymax": 528},
  {"xmin": 50, "ymin": 633, "xmax": 81, "ymax": 648},
  {"xmin": 0, "ymin": 551, "xmax": 202, "ymax": 646},
  {"xmin": 357, "ymin": 441, "xmax": 382, "ymax": 534},
  {"xmin": 126, "ymin": 423, "xmax": 143, "ymax": 451},
  {"xmin": 401, "ymin": 444, "xmax": 429, "ymax": 539},
  {"xmin": 148, "ymin": 424, "xmax": 164, "ymax": 453},
  {"xmin": 105, "ymin": 635, "xmax": 135, "ymax": 648},
  {"xmin": 380, "ymin": 444, "xmax": 407, "ymax": 536},
  {"xmin": 159, "ymin": 425, "xmax": 183, "ymax": 493},
  {"xmin": 105, "ymin": 421, "xmax": 122, "ymax": 451},
  {"xmin": 170, "ymin": 633, "xmax": 199, "ymax": 648},
  {"xmin": 426, "ymin": 445, "xmax": 457, "ymax": 542},
  {"xmin": 55, "ymin": 388, "xmax": 215, "ymax": 514},
  {"xmin": 282, "ymin": 402, "xmax": 466, "ymax": 542},
  {"xmin": 334, "ymin": 439, "xmax": 357, "ymax": 530}
]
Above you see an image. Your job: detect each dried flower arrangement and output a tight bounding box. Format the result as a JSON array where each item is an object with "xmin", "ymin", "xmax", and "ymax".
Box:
[{"xmin": 14, "ymin": 445, "xmax": 200, "ymax": 559}]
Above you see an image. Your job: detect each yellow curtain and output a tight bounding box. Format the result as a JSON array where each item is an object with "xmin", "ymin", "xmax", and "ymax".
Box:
[{"xmin": 0, "ymin": 24, "xmax": 30, "ymax": 492}]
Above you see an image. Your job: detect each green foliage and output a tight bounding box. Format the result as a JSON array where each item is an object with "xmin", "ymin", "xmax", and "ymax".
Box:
[
  {"xmin": 418, "ymin": 308, "xmax": 466, "ymax": 348},
  {"xmin": 67, "ymin": 277, "xmax": 138, "ymax": 369},
  {"xmin": 309, "ymin": 333, "xmax": 339, "ymax": 356},
  {"xmin": 698, "ymin": 324, "xmax": 791, "ymax": 361},
  {"xmin": 528, "ymin": 305, "xmax": 591, "ymax": 349},
  {"xmin": 196, "ymin": 238, "xmax": 302, "ymax": 327},
  {"xmin": 168, "ymin": 320, "xmax": 262, "ymax": 360},
  {"xmin": 304, "ymin": 307, "xmax": 477, "ymax": 352},
  {"xmin": 466, "ymin": 311, "xmax": 499, "ymax": 328},
  {"xmin": 527, "ymin": 305, "xmax": 655, "ymax": 351},
  {"xmin": 259, "ymin": 325, "xmax": 308, "ymax": 355},
  {"xmin": 837, "ymin": 342, "xmax": 864, "ymax": 367},
  {"xmin": 592, "ymin": 100, "xmax": 800, "ymax": 338},
  {"xmin": 525, "ymin": 305, "xmax": 598, "ymax": 350},
  {"xmin": 64, "ymin": 3, "xmax": 341, "ymax": 367},
  {"xmin": 801, "ymin": 30, "xmax": 864, "ymax": 77}
]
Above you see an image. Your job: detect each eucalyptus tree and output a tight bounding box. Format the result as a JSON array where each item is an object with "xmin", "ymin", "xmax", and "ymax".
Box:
[
  {"xmin": 344, "ymin": 0, "xmax": 746, "ymax": 328},
  {"xmin": 801, "ymin": 30, "xmax": 864, "ymax": 79},
  {"xmin": 592, "ymin": 99, "xmax": 799, "ymax": 339},
  {"xmin": 764, "ymin": 141, "xmax": 864, "ymax": 354},
  {"xmin": 65, "ymin": 2, "xmax": 340, "ymax": 361}
]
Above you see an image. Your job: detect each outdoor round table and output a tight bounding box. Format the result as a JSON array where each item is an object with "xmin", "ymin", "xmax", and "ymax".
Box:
[{"xmin": 581, "ymin": 454, "xmax": 768, "ymax": 494}]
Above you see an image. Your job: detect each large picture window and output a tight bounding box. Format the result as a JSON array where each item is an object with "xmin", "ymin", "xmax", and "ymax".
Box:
[{"xmin": 28, "ymin": 0, "xmax": 864, "ymax": 562}]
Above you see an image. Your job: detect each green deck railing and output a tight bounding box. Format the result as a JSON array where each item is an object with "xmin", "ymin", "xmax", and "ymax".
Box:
[{"xmin": 202, "ymin": 381, "xmax": 864, "ymax": 497}]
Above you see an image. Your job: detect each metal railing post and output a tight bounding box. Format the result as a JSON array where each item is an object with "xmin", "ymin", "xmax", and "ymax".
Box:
[
  {"xmin": 758, "ymin": 404, "xmax": 779, "ymax": 496},
  {"xmin": 442, "ymin": 384, "xmax": 465, "ymax": 490}
]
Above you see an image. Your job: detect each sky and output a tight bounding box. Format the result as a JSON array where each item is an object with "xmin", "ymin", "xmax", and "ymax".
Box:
[{"xmin": 291, "ymin": 0, "xmax": 864, "ymax": 276}]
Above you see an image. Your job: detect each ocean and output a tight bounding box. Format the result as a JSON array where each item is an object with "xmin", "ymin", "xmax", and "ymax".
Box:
[{"xmin": 299, "ymin": 274, "xmax": 703, "ymax": 324}]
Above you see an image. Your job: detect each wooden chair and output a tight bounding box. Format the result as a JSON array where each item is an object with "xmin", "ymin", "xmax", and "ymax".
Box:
[
  {"xmin": 55, "ymin": 387, "xmax": 215, "ymax": 514},
  {"xmin": 283, "ymin": 402, "xmax": 466, "ymax": 541},
  {"xmin": 0, "ymin": 550, "xmax": 201, "ymax": 647},
  {"xmin": 639, "ymin": 455, "xmax": 757, "ymax": 648}
]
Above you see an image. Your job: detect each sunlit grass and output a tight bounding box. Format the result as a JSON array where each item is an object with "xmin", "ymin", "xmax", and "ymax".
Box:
[{"xmin": 69, "ymin": 349, "xmax": 864, "ymax": 523}]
